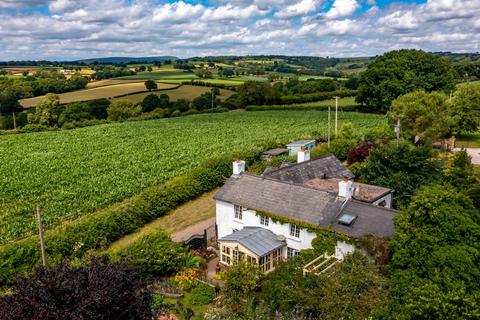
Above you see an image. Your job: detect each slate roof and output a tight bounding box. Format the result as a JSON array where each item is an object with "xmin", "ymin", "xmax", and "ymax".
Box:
[
  {"xmin": 305, "ymin": 178, "xmax": 392, "ymax": 203},
  {"xmin": 286, "ymin": 140, "xmax": 316, "ymax": 147},
  {"xmin": 333, "ymin": 201, "xmax": 397, "ymax": 238},
  {"xmin": 262, "ymin": 148, "xmax": 289, "ymax": 156},
  {"xmin": 263, "ymin": 154, "xmax": 354, "ymax": 183},
  {"xmin": 218, "ymin": 227, "xmax": 286, "ymax": 257},
  {"xmin": 215, "ymin": 173, "xmax": 397, "ymax": 238},
  {"xmin": 215, "ymin": 173, "xmax": 345, "ymax": 228}
]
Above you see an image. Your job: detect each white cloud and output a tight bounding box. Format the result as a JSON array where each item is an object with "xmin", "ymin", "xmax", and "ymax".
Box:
[
  {"xmin": 152, "ymin": 1, "xmax": 204, "ymax": 23},
  {"xmin": 0, "ymin": 0, "xmax": 48, "ymax": 8},
  {"xmin": 0, "ymin": 0, "xmax": 479, "ymax": 60},
  {"xmin": 324, "ymin": 0, "xmax": 359, "ymax": 19},
  {"xmin": 275, "ymin": 0, "xmax": 319, "ymax": 18},
  {"xmin": 201, "ymin": 4, "xmax": 265, "ymax": 21}
]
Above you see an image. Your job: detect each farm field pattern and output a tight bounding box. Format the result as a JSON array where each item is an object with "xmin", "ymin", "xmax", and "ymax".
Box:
[
  {"xmin": 19, "ymin": 82, "xmax": 178, "ymax": 107},
  {"xmin": 0, "ymin": 111, "xmax": 385, "ymax": 243}
]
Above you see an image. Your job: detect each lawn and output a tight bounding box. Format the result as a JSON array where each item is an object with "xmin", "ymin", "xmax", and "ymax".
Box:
[
  {"xmin": 456, "ymin": 132, "xmax": 480, "ymax": 148},
  {"xmin": 0, "ymin": 110, "xmax": 385, "ymax": 242},
  {"xmin": 111, "ymin": 85, "xmax": 235, "ymax": 104},
  {"xmin": 19, "ymin": 82, "xmax": 178, "ymax": 107},
  {"xmin": 107, "ymin": 189, "xmax": 217, "ymax": 254}
]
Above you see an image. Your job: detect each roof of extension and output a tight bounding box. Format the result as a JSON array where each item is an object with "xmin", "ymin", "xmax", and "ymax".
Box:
[
  {"xmin": 286, "ymin": 140, "xmax": 316, "ymax": 147},
  {"xmin": 218, "ymin": 227, "xmax": 286, "ymax": 257},
  {"xmin": 304, "ymin": 178, "xmax": 392, "ymax": 203},
  {"xmin": 262, "ymin": 154, "xmax": 355, "ymax": 183},
  {"xmin": 215, "ymin": 173, "xmax": 397, "ymax": 238}
]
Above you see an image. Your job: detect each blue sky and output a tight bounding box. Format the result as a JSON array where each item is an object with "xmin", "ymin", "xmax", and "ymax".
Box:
[{"xmin": 0, "ymin": 0, "xmax": 478, "ymax": 60}]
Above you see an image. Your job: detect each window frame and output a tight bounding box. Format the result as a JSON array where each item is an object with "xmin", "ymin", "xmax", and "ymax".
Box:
[
  {"xmin": 289, "ymin": 223, "xmax": 300, "ymax": 238},
  {"xmin": 259, "ymin": 215, "xmax": 269, "ymax": 226},
  {"xmin": 234, "ymin": 205, "xmax": 243, "ymax": 220}
]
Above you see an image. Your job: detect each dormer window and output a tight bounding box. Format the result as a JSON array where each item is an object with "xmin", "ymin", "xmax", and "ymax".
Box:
[{"xmin": 234, "ymin": 205, "xmax": 243, "ymax": 220}]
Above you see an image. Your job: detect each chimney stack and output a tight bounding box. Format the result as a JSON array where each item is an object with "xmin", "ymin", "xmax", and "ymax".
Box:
[
  {"xmin": 232, "ymin": 158, "xmax": 245, "ymax": 175},
  {"xmin": 297, "ymin": 147, "xmax": 310, "ymax": 163},
  {"xmin": 338, "ymin": 176, "xmax": 353, "ymax": 199}
]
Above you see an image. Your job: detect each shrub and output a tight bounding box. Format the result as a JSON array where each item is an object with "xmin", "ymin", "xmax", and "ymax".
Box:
[
  {"xmin": 311, "ymin": 139, "xmax": 357, "ymax": 161},
  {"xmin": 115, "ymin": 230, "xmax": 186, "ymax": 277},
  {"xmin": 171, "ymin": 110, "xmax": 181, "ymax": 117},
  {"xmin": 347, "ymin": 141, "xmax": 376, "ymax": 164},
  {"xmin": 185, "ymin": 284, "xmax": 215, "ymax": 306},
  {"xmin": 18, "ymin": 123, "xmax": 48, "ymax": 133},
  {"xmin": 107, "ymin": 100, "xmax": 142, "ymax": 121},
  {"xmin": 182, "ymin": 109, "xmax": 200, "ymax": 116},
  {"xmin": 0, "ymin": 256, "xmax": 152, "ymax": 320}
]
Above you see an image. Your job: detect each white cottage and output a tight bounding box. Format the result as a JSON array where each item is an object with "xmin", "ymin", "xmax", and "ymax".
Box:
[{"xmin": 215, "ymin": 153, "xmax": 397, "ymax": 272}]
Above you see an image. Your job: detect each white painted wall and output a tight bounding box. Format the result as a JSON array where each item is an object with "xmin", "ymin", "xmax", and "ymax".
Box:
[
  {"xmin": 372, "ymin": 193, "xmax": 392, "ymax": 208},
  {"xmin": 216, "ymin": 200, "xmax": 319, "ymax": 258}
]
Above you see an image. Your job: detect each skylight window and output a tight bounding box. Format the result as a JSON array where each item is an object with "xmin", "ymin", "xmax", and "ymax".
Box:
[{"xmin": 338, "ymin": 214, "xmax": 357, "ymax": 226}]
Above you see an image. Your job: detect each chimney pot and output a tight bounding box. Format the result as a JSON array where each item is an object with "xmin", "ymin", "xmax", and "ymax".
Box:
[
  {"xmin": 232, "ymin": 159, "xmax": 245, "ymax": 175},
  {"xmin": 297, "ymin": 148, "xmax": 310, "ymax": 163},
  {"xmin": 338, "ymin": 177, "xmax": 353, "ymax": 199}
]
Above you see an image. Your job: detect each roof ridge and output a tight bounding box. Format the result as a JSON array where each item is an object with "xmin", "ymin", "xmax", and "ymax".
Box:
[
  {"xmin": 349, "ymin": 199, "xmax": 398, "ymax": 213},
  {"xmin": 262, "ymin": 153, "xmax": 338, "ymax": 175},
  {"xmin": 240, "ymin": 172, "xmax": 340, "ymax": 197}
]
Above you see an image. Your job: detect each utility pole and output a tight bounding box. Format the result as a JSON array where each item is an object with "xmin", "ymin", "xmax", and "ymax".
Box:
[
  {"xmin": 328, "ymin": 106, "xmax": 331, "ymax": 148},
  {"xmin": 335, "ymin": 96, "xmax": 339, "ymax": 136},
  {"xmin": 211, "ymin": 89, "xmax": 214, "ymax": 113},
  {"xmin": 36, "ymin": 206, "xmax": 47, "ymax": 267},
  {"xmin": 394, "ymin": 116, "xmax": 402, "ymax": 147},
  {"xmin": 12, "ymin": 112, "xmax": 16, "ymax": 130}
]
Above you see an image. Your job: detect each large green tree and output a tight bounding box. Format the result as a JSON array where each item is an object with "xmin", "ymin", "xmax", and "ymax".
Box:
[
  {"xmin": 356, "ymin": 50, "xmax": 456, "ymax": 112},
  {"xmin": 388, "ymin": 90, "xmax": 454, "ymax": 143},
  {"xmin": 388, "ymin": 184, "xmax": 480, "ymax": 319},
  {"xmin": 449, "ymin": 82, "xmax": 480, "ymax": 133},
  {"xmin": 28, "ymin": 93, "xmax": 60, "ymax": 127},
  {"xmin": 358, "ymin": 142, "xmax": 442, "ymax": 207}
]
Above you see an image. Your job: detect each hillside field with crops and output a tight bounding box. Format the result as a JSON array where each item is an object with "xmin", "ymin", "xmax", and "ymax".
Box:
[{"xmin": 0, "ymin": 111, "xmax": 385, "ymax": 243}]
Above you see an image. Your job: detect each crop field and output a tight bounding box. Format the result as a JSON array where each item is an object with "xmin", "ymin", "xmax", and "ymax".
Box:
[
  {"xmin": 86, "ymin": 79, "xmax": 144, "ymax": 88},
  {"xmin": 252, "ymin": 97, "xmax": 359, "ymax": 108},
  {"xmin": 19, "ymin": 82, "xmax": 178, "ymax": 107},
  {"xmin": 0, "ymin": 111, "xmax": 385, "ymax": 243},
  {"xmin": 113, "ymin": 71, "xmax": 198, "ymax": 81},
  {"xmin": 160, "ymin": 78, "xmax": 246, "ymax": 86},
  {"xmin": 111, "ymin": 85, "xmax": 235, "ymax": 103}
]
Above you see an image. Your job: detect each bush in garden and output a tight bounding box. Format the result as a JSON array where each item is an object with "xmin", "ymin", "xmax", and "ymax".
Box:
[
  {"xmin": 347, "ymin": 141, "xmax": 376, "ymax": 164},
  {"xmin": 185, "ymin": 284, "xmax": 216, "ymax": 306},
  {"xmin": 0, "ymin": 256, "xmax": 152, "ymax": 320},
  {"xmin": 116, "ymin": 229, "xmax": 186, "ymax": 277}
]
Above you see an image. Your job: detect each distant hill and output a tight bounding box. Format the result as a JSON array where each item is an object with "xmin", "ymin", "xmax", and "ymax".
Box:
[{"xmin": 75, "ymin": 56, "xmax": 178, "ymax": 64}]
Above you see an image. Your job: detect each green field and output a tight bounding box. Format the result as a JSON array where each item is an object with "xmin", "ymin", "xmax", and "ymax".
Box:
[
  {"xmin": 0, "ymin": 111, "xmax": 385, "ymax": 243},
  {"xmin": 111, "ymin": 85, "xmax": 234, "ymax": 104},
  {"xmin": 19, "ymin": 82, "xmax": 178, "ymax": 107},
  {"xmin": 114, "ymin": 71, "xmax": 198, "ymax": 81},
  {"xmin": 249, "ymin": 97, "xmax": 358, "ymax": 109}
]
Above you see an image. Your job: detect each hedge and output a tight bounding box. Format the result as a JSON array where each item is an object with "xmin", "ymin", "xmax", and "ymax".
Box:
[
  {"xmin": 0, "ymin": 147, "xmax": 266, "ymax": 286},
  {"xmin": 279, "ymin": 90, "xmax": 357, "ymax": 105},
  {"xmin": 245, "ymin": 104, "xmax": 359, "ymax": 112}
]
